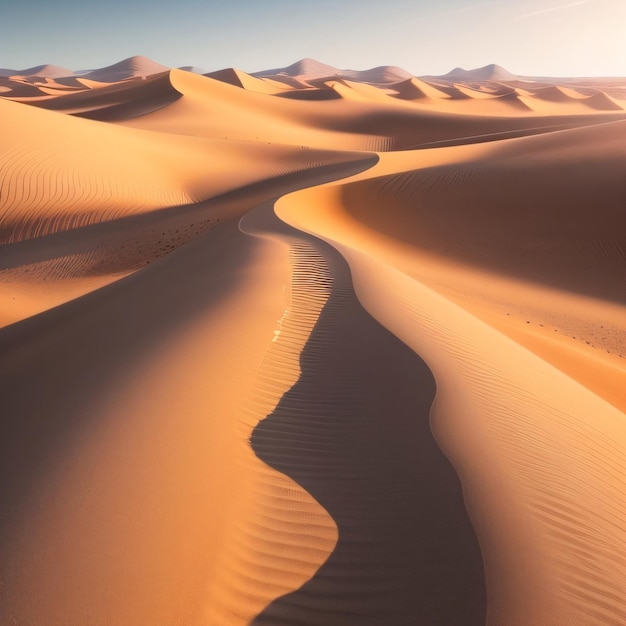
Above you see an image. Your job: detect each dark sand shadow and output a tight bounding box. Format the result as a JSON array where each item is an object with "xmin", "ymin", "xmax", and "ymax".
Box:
[{"xmin": 248, "ymin": 209, "xmax": 486, "ymax": 625}]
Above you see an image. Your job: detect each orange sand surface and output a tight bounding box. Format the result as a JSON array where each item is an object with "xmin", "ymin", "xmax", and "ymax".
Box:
[{"xmin": 1, "ymin": 58, "xmax": 625, "ymax": 625}]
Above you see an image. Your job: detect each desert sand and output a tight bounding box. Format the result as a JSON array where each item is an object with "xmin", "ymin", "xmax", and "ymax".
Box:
[{"xmin": 1, "ymin": 56, "xmax": 625, "ymax": 625}]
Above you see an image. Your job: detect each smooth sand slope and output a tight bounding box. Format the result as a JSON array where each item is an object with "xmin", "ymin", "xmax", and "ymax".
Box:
[
  {"xmin": 1, "ymin": 57, "xmax": 625, "ymax": 625},
  {"xmin": 276, "ymin": 122, "xmax": 626, "ymax": 624},
  {"xmin": 0, "ymin": 90, "xmax": 367, "ymax": 326}
]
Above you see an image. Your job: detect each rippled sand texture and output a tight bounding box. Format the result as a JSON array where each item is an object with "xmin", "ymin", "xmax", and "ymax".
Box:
[{"xmin": 1, "ymin": 57, "xmax": 625, "ymax": 625}]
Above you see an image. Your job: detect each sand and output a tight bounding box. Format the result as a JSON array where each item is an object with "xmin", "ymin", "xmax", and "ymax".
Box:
[{"xmin": 1, "ymin": 58, "xmax": 625, "ymax": 625}]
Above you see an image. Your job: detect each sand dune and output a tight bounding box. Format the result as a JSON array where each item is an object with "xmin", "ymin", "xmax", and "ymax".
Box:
[
  {"xmin": 440, "ymin": 63, "xmax": 518, "ymax": 82},
  {"xmin": 0, "ymin": 91, "xmax": 369, "ymax": 243},
  {"xmin": 14, "ymin": 72, "xmax": 182, "ymax": 118},
  {"xmin": 253, "ymin": 58, "xmax": 413, "ymax": 89},
  {"xmin": 274, "ymin": 126, "xmax": 626, "ymax": 623},
  {"xmin": 509, "ymin": 83, "xmax": 626, "ymax": 114},
  {"xmin": 390, "ymin": 77, "xmax": 437, "ymax": 100},
  {"xmin": 205, "ymin": 67, "xmax": 248, "ymax": 88},
  {"xmin": 80, "ymin": 55, "xmax": 170, "ymax": 82},
  {"xmin": 117, "ymin": 69, "xmax": 402, "ymax": 150},
  {"xmin": 0, "ymin": 78, "xmax": 47, "ymax": 98},
  {"xmin": 1, "ymin": 57, "xmax": 625, "ymax": 625},
  {"xmin": 2, "ymin": 64, "xmax": 74, "ymax": 79},
  {"xmin": 206, "ymin": 67, "xmax": 291, "ymax": 95},
  {"xmin": 325, "ymin": 78, "xmax": 395, "ymax": 102},
  {"xmin": 254, "ymin": 58, "xmax": 341, "ymax": 79}
]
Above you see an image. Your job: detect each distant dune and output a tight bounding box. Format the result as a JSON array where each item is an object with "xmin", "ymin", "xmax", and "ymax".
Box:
[
  {"xmin": 80, "ymin": 55, "xmax": 170, "ymax": 82},
  {"xmin": 1, "ymin": 56, "xmax": 625, "ymax": 626},
  {"xmin": 253, "ymin": 57, "xmax": 414, "ymax": 88},
  {"xmin": 440, "ymin": 63, "xmax": 518, "ymax": 82},
  {"xmin": 5, "ymin": 64, "xmax": 74, "ymax": 79},
  {"xmin": 253, "ymin": 57, "xmax": 341, "ymax": 78}
]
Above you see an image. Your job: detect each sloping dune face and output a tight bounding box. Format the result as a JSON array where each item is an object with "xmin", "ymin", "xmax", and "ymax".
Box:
[{"xmin": 1, "ymin": 57, "xmax": 625, "ymax": 626}]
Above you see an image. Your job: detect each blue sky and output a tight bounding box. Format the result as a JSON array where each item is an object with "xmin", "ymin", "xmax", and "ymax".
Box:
[{"xmin": 2, "ymin": 0, "xmax": 625, "ymax": 76}]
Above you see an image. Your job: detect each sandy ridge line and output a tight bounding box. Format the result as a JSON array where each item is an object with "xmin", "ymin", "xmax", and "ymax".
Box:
[
  {"xmin": 237, "ymin": 195, "xmax": 485, "ymax": 625},
  {"xmin": 185, "ymin": 156, "xmax": 381, "ymax": 624},
  {"xmin": 0, "ymin": 155, "xmax": 374, "ymax": 626},
  {"xmin": 273, "ymin": 171, "xmax": 626, "ymax": 625}
]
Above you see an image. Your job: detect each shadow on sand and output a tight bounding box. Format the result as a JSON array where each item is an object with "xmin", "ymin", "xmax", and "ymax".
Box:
[{"xmin": 249, "ymin": 217, "xmax": 486, "ymax": 625}]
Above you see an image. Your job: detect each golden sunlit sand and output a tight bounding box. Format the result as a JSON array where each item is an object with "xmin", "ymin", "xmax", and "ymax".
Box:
[{"xmin": 1, "ymin": 56, "xmax": 625, "ymax": 625}]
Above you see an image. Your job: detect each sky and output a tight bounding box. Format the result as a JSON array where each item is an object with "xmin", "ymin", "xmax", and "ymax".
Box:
[{"xmin": 2, "ymin": 0, "xmax": 625, "ymax": 76}]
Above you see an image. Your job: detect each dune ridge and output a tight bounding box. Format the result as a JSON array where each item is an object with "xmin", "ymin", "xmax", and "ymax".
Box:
[
  {"xmin": 1, "ymin": 56, "xmax": 625, "ymax": 625},
  {"xmin": 247, "ymin": 207, "xmax": 485, "ymax": 626},
  {"xmin": 275, "ymin": 162, "xmax": 626, "ymax": 625}
]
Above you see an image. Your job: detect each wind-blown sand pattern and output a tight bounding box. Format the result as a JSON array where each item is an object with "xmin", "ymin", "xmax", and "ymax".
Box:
[{"xmin": 1, "ymin": 58, "xmax": 625, "ymax": 625}]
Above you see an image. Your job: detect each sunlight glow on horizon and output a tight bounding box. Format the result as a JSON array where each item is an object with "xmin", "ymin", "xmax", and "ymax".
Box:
[{"xmin": 2, "ymin": 0, "xmax": 626, "ymax": 77}]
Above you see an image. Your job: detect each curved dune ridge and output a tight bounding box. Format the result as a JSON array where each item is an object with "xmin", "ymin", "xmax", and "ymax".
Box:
[{"xmin": 1, "ymin": 57, "xmax": 625, "ymax": 626}]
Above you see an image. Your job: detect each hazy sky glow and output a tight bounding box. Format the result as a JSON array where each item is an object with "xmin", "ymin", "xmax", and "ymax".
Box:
[{"xmin": 2, "ymin": 0, "xmax": 625, "ymax": 76}]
